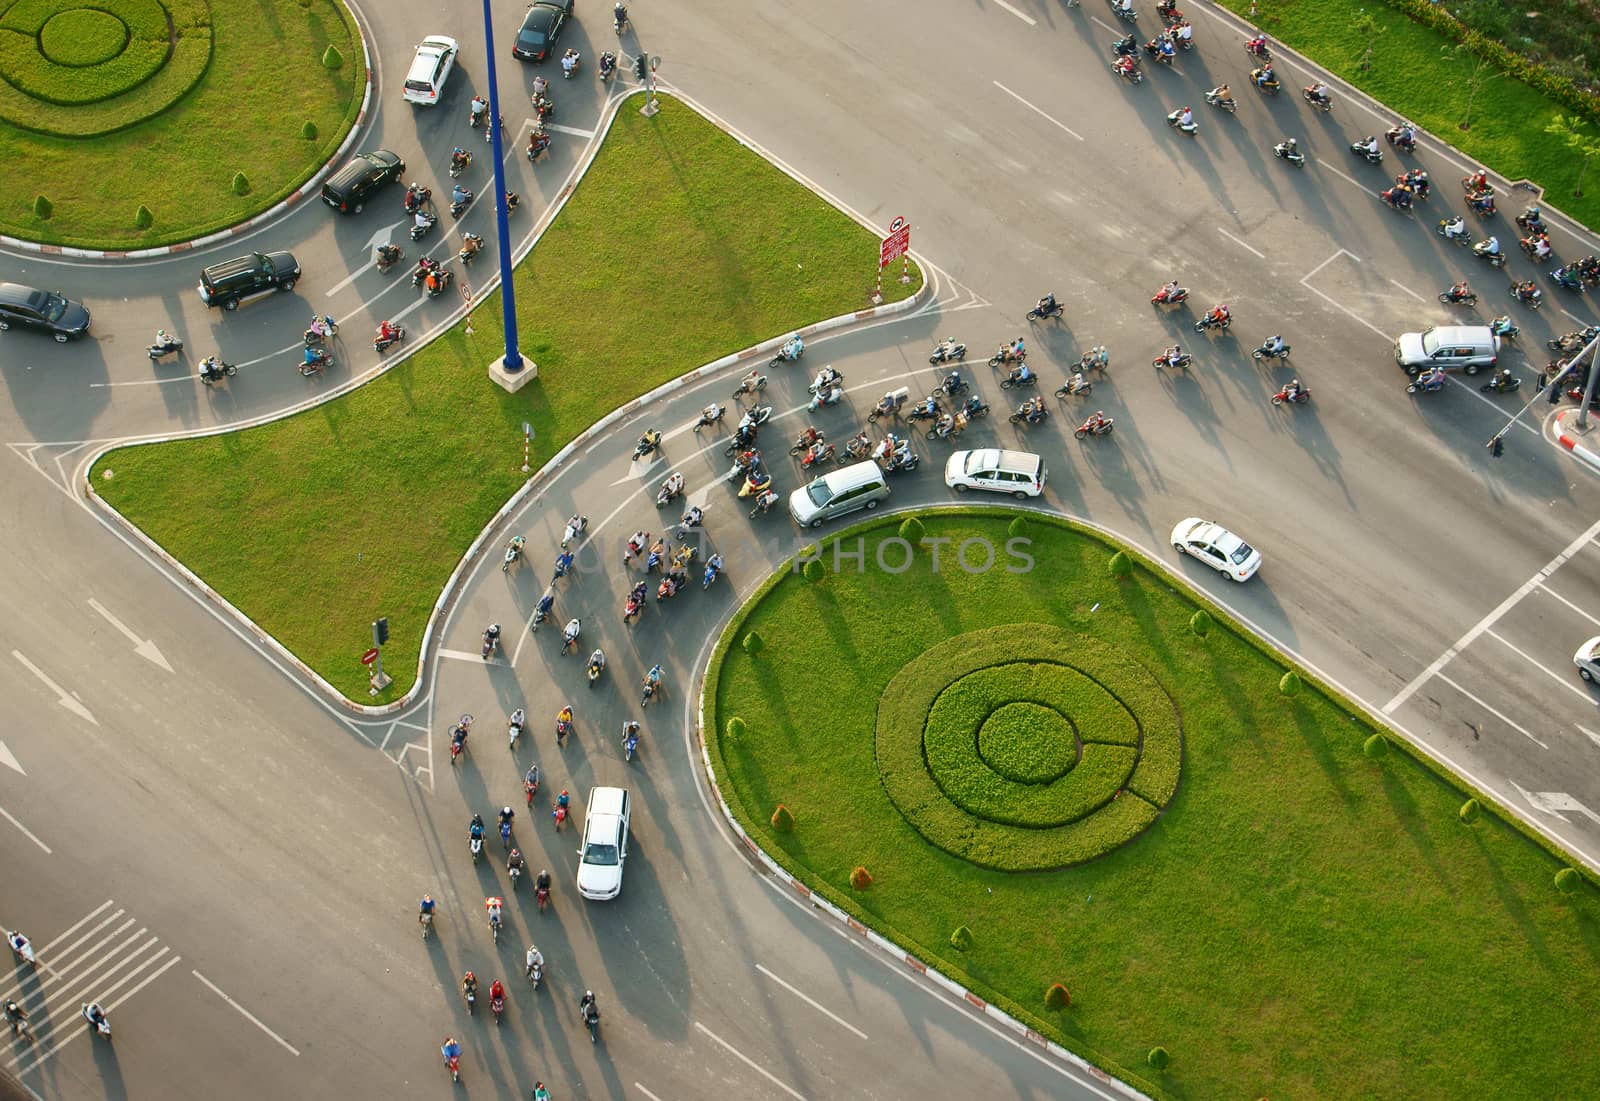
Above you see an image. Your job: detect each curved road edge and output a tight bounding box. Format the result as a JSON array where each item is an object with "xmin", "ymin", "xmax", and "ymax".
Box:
[{"xmin": 0, "ymin": 0, "xmax": 377, "ymax": 261}]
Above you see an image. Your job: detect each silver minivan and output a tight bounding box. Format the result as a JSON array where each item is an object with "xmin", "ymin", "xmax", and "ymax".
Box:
[
  {"xmin": 789, "ymin": 460, "xmax": 889, "ymax": 527},
  {"xmin": 1394, "ymin": 325, "xmax": 1499, "ymax": 376}
]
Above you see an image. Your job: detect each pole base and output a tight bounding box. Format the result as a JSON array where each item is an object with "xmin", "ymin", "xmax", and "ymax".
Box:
[
  {"xmin": 640, "ymin": 98, "xmax": 660, "ymax": 118},
  {"xmin": 368, "ymin": 671, "xmax": 392, "ymax": 696},
  {"xmin": 489, "ymin": 355, "xmax": 538, "ymax": 393}
]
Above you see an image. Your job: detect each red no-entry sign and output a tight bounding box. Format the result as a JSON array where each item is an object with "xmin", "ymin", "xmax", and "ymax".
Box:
[
  {"xmin": 879, "ymin": 216, "xmax": 910, "ymax": 267},
  {"xmin": 361, "ymin": 647, "xmax": 380, "ymax": 666}
]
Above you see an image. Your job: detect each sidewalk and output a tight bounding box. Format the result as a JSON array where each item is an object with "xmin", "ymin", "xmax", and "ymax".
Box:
[{"xmin": 1552, "ymin": 406, "xmax": 1600, "ymax": 473}]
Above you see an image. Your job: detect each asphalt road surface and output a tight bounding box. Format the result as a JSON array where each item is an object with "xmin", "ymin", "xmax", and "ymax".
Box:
[{"xmin": 3, "ymin": 0, "xmax": 1599, "ymax": 1097}]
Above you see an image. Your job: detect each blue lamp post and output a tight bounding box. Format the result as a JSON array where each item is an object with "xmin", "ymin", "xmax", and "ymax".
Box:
[{"xmin": 480, "ymin": 0, "xmax": 522, "ymax": 372}]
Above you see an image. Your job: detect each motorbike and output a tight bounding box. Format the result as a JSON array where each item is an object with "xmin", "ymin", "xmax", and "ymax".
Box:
[
  {"xmin": 458, "ymin": 234, "xmax": 485, "ymax": 265},
  {"xmin": 409, "ymin": 211, "xmax": 437, "ymax": 240},
  {"xmin": 1385, "ymin": 125, "xmax": 1418, "ymax": 153},
  {"xmin": 1144, "ymin": 37, "xmax": 1177, "ymax": 66},
  {"xmin": 1078, "ymin": 346, "xmax": 1111, "ymax": 374},
  {"xmin": 599, "ymin": 51, "xmax": 617, "ymax": 81},
  {"xmin": 1008, "ymin": 404, "xmax": 1050, "ymax": 426},
  {"xmin": 1151, "ymin": 284, "xmax": 1188, "ymax": 306},
  {"xmin": 81, "ymin": 1005, "xmax": 110, "ymax": 1040},
  {"xmin": 1437, "ymin": 218, "xmax": 1472, "ymax": 246},
  {"xmin": 402, "ymin": 184, "xmax": 431, "ymax": 214},
  {"xmin": 1480, "ymin": 369, "xmax": 1521, "ymax": 394},
  {"xmin": 1074, "ymin": 416, "xmax": 1115, "ymax": 438},
  {"xmin": 1552, "ymin": 265, "xmax": 1584, "ymax": 291},
  {"xmin": 482, "ymin": 625, "xmax": 500, "ymax": 659},
  {"xmin": 925, "ymin": 416, "xmax": 963, "ymax": 441},
  {"xmin": 470, "ymin": 835, "xmax": 484, "ymax": 862},
  {"xmin": 1512, "ymin": 282, "xmax": 1544, "ymax": 308},
  {"xmin": 1113, "ymin": 2, "xmax": 1139, "ymax": 22},
  {"xmin": 749, "ymin": 489, "xmax": 782, "ymax": 517},
  {"xmin": 1055, "ymin": 373, "xmax": 1092, "ymax": 397},
  {"xmin": 800, "ymin": 443, "xmax": 836, "ymax": 468},
  {"xmin": 423, "ymin": 266, "xmax": 454, "ymax": 298},
  {"xmin": 1406, "ymin": 373, "xmax": 1446, "ymax": 394},
  {"xmin": 198, "ymin": 359, "xmax": 237, "ymax": 385},
  {"xmin": 373, "ymin": 324, "xmax": 405, "ymax": 352},
  {"xmin": 907, "ymin": 396, "xmax": 943, "ymax": 421},
  {"xmin": 1153, "ymin": 349, "xmax": 1192, "ymax": 370},
  {"xmin": 1273, "ymin": 140, "xmax": 1305, "ymax": 168},
  {"xmin": 298, "ymin": 348, "xmax": 331, "ymax": 377},
  {"xmin": 147, "ymin": 329, "xmax": 183, "ymax": 360},
  {"xmin": 1489, "ymin": 316, "xmax": 1519, "ymax": 340},
  {"xmin": 375, "ymin": 244, "xmax": 404, "ymax": 272},
  {"xmin": 702, "ymin": 556, "xmax": 723, "ymax": 590},
  {"xmin": 1252, "ymin": 341, "xmax": 1292, "ymax": 361},
  {"xmin": 561, "ymin": 515, "xmax": 588, "ymax": 548},
  {"xmin": 1250, "ymin": 68, "xmax": 1280, "ymax": 93},
  {"xmin": 1112, "ymin": 57, "xmax": 1143, "ymax": 84},
  {"xmin": 1194, "ymin": 311, "xmax": 1231, "ymax": 333},
  {"xmin": 587, "ymin": 654, "xmax": 605, "ymax": 688},
  {"xmin": 731, "ymin": 406, "xmax": 773, "ymax": 441},
  {"xmin": 693, "ymin": 405, "xmax": 725, "ymax": 431},
  {"xmin": 808, "ymin": 368, "xmax": 843, "ymax": 395},
  {"xmin": 1303, "ymin": 88, "xmax": 1333, "ymax": 112},
  {"xmin": 1350, "ymin": 140, "xmax": 1383, "ymax": 165},
  {"xmin": 633, "ymin": 430, "xmax": 661, "ymax": 460},
  {"xmin": 449, "ymin": 189, "xmax": 473, "ymax": 219},
  {"xmin": 738, "ymin": 469, "xmax": 773, "ymax": 498},
  {"xmin": 1270, "ymin": 384, "xmax": 1311, "ymax": 406},
  {"xmin": 532, "ymin": 589, "xmax": 554, "ymax": 631},
  {"xmin": 1473, "ymin": 243, "xmax": 1507, "ymax": 269},
  {"xmin": 929, "ymin": 338, "xmax": 966, "ymax": 365},
  {"xmin": 999, "ymin": 369, "xmax": 1037, "ymax": 390},
  {"xmin": 624, "ymin": 727, "xmax": 640, "ymax": 760},
  {"xmin": 869, "ymin": 387, "xmax": 910, "ymax": 422},
  {"xmin": 508, "ymin": 711, "xmax": 524, "ymax": 748},
  {"xmin": 449, "ymin": 149, "xmax": 472, "ymax": 179},
  {"xmin": 732, "ymin": 373, "xmax": 768, "ymax": 399},
  {"xmin": 936, "ymin": 372, "xmax": 968, "ymax": 398},
  {"xmin": 1026, "ymin": 300, "xmax": 1064, "ymax": 322},
  {"xmin": 303, "ymin": 315, "xmax": 338, "ymax": 346},
  {"xmin": 1548, "ymin": 328, "xmax": 1596, "ymax": 352},
  {"xmin": 769, "ymin": 337, "xmax": 804, "ymax": 368},
  {"xmin": 656, "ymin": 473, "xmax": 685, "ymax": 508},
  {"xmin": 1520, "ymin": 234, "xmax": 1552, "ymax": 260},
  {"xmin": 1438, "ymin": 288, "xmax": 1479, "ymax": 306},
  {"xmin": 411, "ymin": 259, "xmax": 439, "ymax": 288},
  {"xmin": 1245, "ymin": 36, "xmax": 1270, "ymax": 60},
  {"xmin": 789, "ymin": 430, "xmax": 824, "ymax": 455},
  {"xmin": 1204, "ymin": 89, "xmax": 1237, "ymax": 113},
  {"xmin": 1166, "ymin": 109, "xmax": 1197, "ymax": 135},
  {"xmin": 987, "ymin": 345, "xmax": 1026, "ymax": 368},
  {"xmin": 491, "ymin": 992, "xmax": 505, "ymax": 1025},
  {"xmin": 882, "ymin": 449, "xmax": 920, "ymax": 472},
  {"xmin": 1463, "ymin": 174, "xmax": 1495, "ymax": 196},
  {"xmin": 528, "ymin": 958, "xmax": 544, "ymax": 987},
  {"xmin": 420, "ymin": 910, "xmax": 433, "ymax": 939},
  {"xmin": 1112, "ymin": 33, "xmax": 1139, "ymax": 57},
  {"xmin": 1379, "ymin": 186, "xmax": 1414, "ymax": 211}
]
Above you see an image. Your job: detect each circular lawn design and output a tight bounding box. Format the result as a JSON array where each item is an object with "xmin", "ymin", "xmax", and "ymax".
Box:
[
  {"xmin": 0, "ymin": 0, "xmax": 213, "ymax": 135},
  {"xmin": 876, "ymin": 624, "xmax": 1182, "ymax": 871}
]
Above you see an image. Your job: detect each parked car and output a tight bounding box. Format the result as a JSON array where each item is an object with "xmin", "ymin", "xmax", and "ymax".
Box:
[
  {"xmin": 197, "ymin": 252, "xmax": 301, "ymax": 310},
  {"xmin": 0, "ymin": 283, "xmax": 90, "ymax": 342},
  {"xmin": 512, "ymin": 0, "xmax": 575, "ymax": 62},
  {"xmin": 1170, "ymin": 517, "xmax": 1262, "ymax": 582},
  {"xmin": 403, "ymin": 35, "xmax": 459, "ymax": 105},
  {"xmin": 321, "ymin": 150, "xmax": 406, "ymax": 214},
  {"xmin": 575, "ymin": 787, "xmax": 630, "ymax": 901}
]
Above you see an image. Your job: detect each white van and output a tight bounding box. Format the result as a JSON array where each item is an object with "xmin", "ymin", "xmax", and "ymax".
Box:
[
  {"xmin": 1394, "ymin": 325, "xmax": 1499, "ymax": 376},
  {"xmin": 789, "ymin": 460, "xmax": 889, "ymax": 527}
]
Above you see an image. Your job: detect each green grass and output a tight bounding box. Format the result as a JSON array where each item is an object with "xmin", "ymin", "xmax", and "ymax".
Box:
[
  {"xmin": 0, "ymin": 0, "xmax": 363, "ymax": 246},
  {"xmin": 91, "ymin": 97, "xmax": 919, "ymax": 702},
  {"xmin": 707, "ymin": 509, "xmax": 1600, "ymax": 1101},
  {"xmin": 1233, "ymin": 0, "xmax": 1600, "ymax": 228}
]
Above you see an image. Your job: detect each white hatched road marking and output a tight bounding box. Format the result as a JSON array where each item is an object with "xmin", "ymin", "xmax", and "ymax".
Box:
[
  {"xmin": 1435, "ymin": 672, "xmax": 1549, "ymax": 750},
  {"xmin": 1484, "ymin": 629, "xmax": 1597, "ymax": 704}
]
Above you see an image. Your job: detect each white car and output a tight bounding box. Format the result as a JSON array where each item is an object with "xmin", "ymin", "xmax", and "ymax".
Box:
[
  {"xmin": 943, "ymin": 448, "xmax": 1046, "ymax": 499},
  {"xmin": 1170, "ymin": 517, "xmax": 1262, "ymax": 582},
  {"xmin": 1574, "ymin": 637, "xmax": 1600, "ymax": 683},
  {"xmin": 402, "ymin": 36, "xmax": 459, "ymax": 106},
  {"xmin": 575, "ymin": 786, "xmax": 630, "ymax": 900}
]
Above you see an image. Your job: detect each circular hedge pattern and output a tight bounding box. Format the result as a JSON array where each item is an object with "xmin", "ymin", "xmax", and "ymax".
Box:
[
  {"xmin": 876, "ymin": 624, "xmax": 1183, "ymax": 870},
  {"xmin": 0, "ymin": 0, "xmax": 213, "ymax": 135}
]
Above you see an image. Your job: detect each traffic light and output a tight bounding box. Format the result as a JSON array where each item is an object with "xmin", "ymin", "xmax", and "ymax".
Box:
[
  {"xmin": 373, "ymin": 617, "xmax": 389, "ymax": 646},
  {"xmin": 633, "ymin": 54, "xmax": 647, "ymax": 82},
  {"xmin": 1489, "ymin": 434, "xmax": 1504, "ymax": 459}
]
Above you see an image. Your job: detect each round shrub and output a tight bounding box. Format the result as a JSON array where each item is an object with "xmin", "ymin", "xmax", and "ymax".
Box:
[
  {"xmin": 849, "ymin": 865, "xmax": 873, "ymax": 890},
  {"xmin": 1148, "ymin": 1046, "xmax": 1171, "ymax": 1070},
  {"xmin": 742, "ymin": 632, "xmax": 764, "ymax": 657},
  {"xmin": 802, "ymin": 558, "xmax": 825, "ymax": 582},
  {"xmin": 770, "ymin": 804, "xmax": 795, "ymax": 833},
  {"xmin": 898, "ymin": 516, "xmax": 925, "ymax": 545},
  {"xmin": 301, "ymin": 120, "xmax": 319, "ymax": 141},
  {"xmin": 726, "ymin": 716, "xmax": 746, "ymax": 740},
  {"xmin": 949, "ymin": 925, "xmax": 973, "ymax": 952},
  {"xmin": 1278, "ymin": 671, "xmax": 1301, "ymax": 697},
  {"xmin": 1459, "ymin": 798, "xmax": 1481, "ymax": 824},
  {"xmin": 1555, "ymin": 867, "xmax": 1581, "ymax": 894},
  {"xmin": 231, "ymin": 172, "xmax": 250, "ymax": 196},
  {"xmin": 1108, "ymin": 550, "xmax": 1131, "ymax": 579},
  {"xmin": 1363, "ymin": 733, "xmax": 1389, "ymax": 759},
  {"xmin": 1044, "ymin": 982, "xmax": 1070, "ymax": 1009},
  {"xmin": 321, "ymin": 45, "xmax": 344, "ymax": 70},
  {"xmin": 32, "ymin": 195, "xmax": 52, "ymax": 220},
  {"xmin": 134, "ymin": 204, "xmax": 152, "ymax": 229},
  {"xmin": 1007, "ymin": 515, "xmax": 1028, "ymax": 539},
  {"xmin": 1189, "ymin": 610, "xmax": 1212, "ymax": 638}
]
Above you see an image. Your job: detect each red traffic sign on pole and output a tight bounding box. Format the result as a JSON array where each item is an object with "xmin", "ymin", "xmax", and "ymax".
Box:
[
  {"xmin": 879, "ymin": 217, "xmax": 910, "ymax": 267},
  {"xmin": 361, "ymin": 647, "xmax": 380, "ymax": 666}
]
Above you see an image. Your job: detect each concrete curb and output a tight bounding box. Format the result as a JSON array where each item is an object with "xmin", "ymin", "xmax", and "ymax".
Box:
[
  {"xmin": 81, "ymin": 87, "xmax": 930, "ymax": 718},
  {"xmin": 0, "ymin": 0, "xmax": 375, "ymax": 260},
  {"xmin": 1553, "ymin": 408, "xmax": 1600, "ymax": 470}
]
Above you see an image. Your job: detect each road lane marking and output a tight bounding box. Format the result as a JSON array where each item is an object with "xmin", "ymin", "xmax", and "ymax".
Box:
[
  {"xmin": 1579, "ymin": 724, "xmax": 1600, "ymax": 749},
  {"xmin": 1435, "ymin": 673, "xmax": 1550, "ymax": 749},
  {"xmin": 546, "ymin": 122, "xmax": 596, "ymax": 138},
  {"xmin": 1297, "ymin": 281, "xmax": 1392, "ymax": 343},
  {"xmin": 1217, "ymin": 227, "xmax": 1264, "ymax": 259},
  {"xmin": 992, "ymin": 82, "xmax": 1084, "ymax": 141},
  {"xmin": 438, "ymin": 647, "xmax": 497, "ymax": 663},
  {"xmin": 634, "ymin": 1085, "xmax": 666, "ymax": 1101},
  {"xmin": 1384, "ymin": 515, "xmax": 1600, "ymax": 713},
  {"xmin": 1484, "ymin": 629, "xmax": 1597, "ymax": 704},
  {"xmin": 12, "ymin": 948, "xmax": 180, "ymax": 1073},
  {"xmin": 755, "ymin": 964, "xmax": 869, "ymax": 1039},
  {"xmin": 10, "ymin": 651, "xmax": 96, "ymax": 726},
  {"xmin": 0, "ymin": 802, "xmax": 48, "ymax": 853},
  {"xmin": 1313, "ymin": 159, "xmax": 1372, "ymax": 195},
  {"xmin": 992, "ymin": 0, "xmax": 1038, "ymax": 25},
  {"xmin": 694, "ymin": 1021, "xmax": 807, "ymax": 1101},
  {"xmin": 193, "ymin": 969, "xmax": 301, "ymax": 1056},
  {"xmin": 88, "ymin": 598, "xmax": 173, "ymax": 672},
  {"xmin": 1388, "ymin": 279, "xmax": 1426, "ymax": 303},
  {"xmin": 1301, "ymin": 247, "xmax": 1360, "ymax": 282}
]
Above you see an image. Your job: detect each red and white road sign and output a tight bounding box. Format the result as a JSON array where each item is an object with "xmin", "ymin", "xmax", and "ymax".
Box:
[
  {"xmin": 361, "ymin": 647, "xmax": 380, "ymax": 666},
  {"xmin": 879, "ymin": 216, "xmax": 910, "ymax": 267}
]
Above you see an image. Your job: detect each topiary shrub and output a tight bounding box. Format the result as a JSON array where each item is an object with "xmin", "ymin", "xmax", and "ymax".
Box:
[
  {"xmin": 1459, "ymin": 798, "xmax": 1481, "ymax": 824},
  {"xmin": 231, "ymin": 172, "xmax": 250, "ymax": 196},
  {"xmin": 1148, "ymin": 1046, "xmax": 1171, "ymax": 1070},
  {"xmin": 802, "ymin": 558, "xmax": 825, "ymax": 582},
  {"xmin": 742, "ymin": 632, "xmax": 764, "ymax": 657},
  {"xmin": 1278, "ymin": 671, "xmax": 1301, "ymax": 697},
  {"xmin": 321, "ymin": 45, "xmax": 344, "ymax": 70},
  {"xmin": 1555, "ymin": 867, "xmax": 1581, "ymax": 894},
  {"xmin": 134, "ymin": 204, "xmax": 153, "ymax": 229},
  {"xmin": 1108, "ymin": 550, "xmax": 1131, "ymax": 579},
  {"xmin": 950, "ymin": 924, "xmax": 974, "ymax": 952},
  {"xmin": 1007, "ymin": 515, "xmax": 1028, "ymax": 539},
  {"xmin": 849, "ymin": 865, "xmax": 873, "ymax": 890},
  {"xmin": 1363, "ymin": 733, "xmax": 1389, "ymax": 759},
  {"xmin": 301, "ymin": 120, "xmax": 319, "ymax": 141},
  {"xmin": 1044, "ymin": 981, "xmax": 1070, "ymax": 1009},
  {"xmin": 770, "ymin": 804, "xmax": 795, "ymax": 833},
  {"xmin": 31, "ymin": 195, "xmax": 51, "ymax": 219},
  {"xmin": 1189, "ymin": 610, "xmax": 1212, "ymax": 638},
  {"xmin": 898, "ymin": 516, "xmax": 925, "ymax": 545},
  {"xmin": 726, "ymin": 716, "xmax": 745, "ymax": 740}
]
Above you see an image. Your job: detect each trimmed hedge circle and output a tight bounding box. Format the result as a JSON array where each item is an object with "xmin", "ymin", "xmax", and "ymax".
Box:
[
  {"xmin": 39, "ymin": 9, "xmax": 127, "ymax": 67},
  {"xmin": 876, "ymin": 624, "xmax": 1182, "ymax": 870}
]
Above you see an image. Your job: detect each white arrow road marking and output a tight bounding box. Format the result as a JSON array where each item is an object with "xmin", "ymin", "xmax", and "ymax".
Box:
[
  {"xmin": 0, "ymin": 739, "xmax": 22, "ymax": 775},
  {"xmin": 609, "ymin": 454, "xmax": 667, "ymax": 487},
  {"xmin": 545, "ymin": 122, "xmax": 595, "ymax": 138},
  {"xmin": 11, "ymin": 651, "xmax": 96, "ymax": 726},
  {"xmin": 87, "ymin": 599, "xmax": 172, "ymax": 672},
  {"xmin": 1511, "ymin": 781, "xmax": 1600, "ymax": 825},
  {"xmin": 324, "ymin": 221, "xmax": 408, "ymax": 296}
]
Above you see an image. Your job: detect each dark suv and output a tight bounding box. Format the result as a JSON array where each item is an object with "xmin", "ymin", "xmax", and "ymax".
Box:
[
  {"xmin": 197, "ymin": 251, "xmax": 301, "ymax": 310},
  {"xmin": 321, "ymin": 150, "xmax": 406, "ymax": 214},
  {"xmin": 0, "ymin": 282, "xmax": 90, "ymax": 342}
]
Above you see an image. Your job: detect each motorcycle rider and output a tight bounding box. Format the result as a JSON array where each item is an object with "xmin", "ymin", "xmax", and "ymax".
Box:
[
  {"xmin": 198, "ymin": 355, "xmax": 227, "ymax": 383},
  {"xmin": 622, "ymin": 718, "xmax": 641, "ymax": 752},
  {"xmin": 1036, "ymin": 292, "xmax": 1058, "ymax": 317},
  {"xmin": 1113, "ymin": 32, "xmax": 1137, "ymax": 56},
  {"xmin": 450, "ymin": 146, "xmax": 471, "ymax": 174},
  {"xmin": 1353, "ymin": 134, "xmax": 1379, "ymax": 158},
  {"xmin": 1205, "ymin": 303, "xmax": 1230, "ymax": 328},
  {"xmin": 561, "ymin": 618, "xmax": 581, "ymax": 654},
  {"xmin": 419, "ymin": 893, "xmax": 436, "ymax": 926},
  {"xmin": 1440, "ymin": 216, "xmax": 1469, "ymax": 241},
  {"xmin": 1275, "ymin": 137, "xmax": 1300, "ymax": 161},
  {"xmin": 1446, "ymin": 280, "xmax": 1473, "ymax": 303},
  {"xmin": 1391, "ymin": 121, "xmax": 1417, "ymax": 150},
  {"xmin": 535, "ymin": 867, "xmax": 553, "ymax": 902},
  {"xmin": 1008, "ymin": 361, "xmax": 1033, "ymax": 385},
  {"xmin": 1115, "ymin": 0, "xmax": 1133, "ymax": 16},
  {"xmin": 1306, "ymin": 82, "xmax": 1331, "ymax": 107},
  {"xmin": 1245, "ymin": 34, "xmax": 1268, "ymax": 57},
  {"xmin": 375, "ymin": 244, "xmax": 403, "ymax": 269},
  {"xmin": 1261, "ymin": 334, "xmax": 1288, "ymax": 357},
  {"xmin": 1022, "ymin": 396, "xmax": 1047, "ymax": 424},
  {"xmin": 561, "ymin": 48, "xmax": 580, "ymax": 78},
  {"xmin": 556, "ymin": 705, "xmax": 575, "ymax": 743},
  {"xmin": 489, "ymin": 978, "xmax": 506, "ymax": 1009},
  {"xmin": 1476, "ymin": 235, "xmax": 1502, "ymax": 259},
  {"xmin": 1466, "ymin": 168, "xmax": 1490, "ymax": 192},
  {"xmin": 526, "ymin": 943, "xmax": 545, "ymax": 980},
  {"xmin": 1468, "ymin": 191, "xmax": 1496, "ymax": 215},
  {"xmin": 1207, "ymin": 83, "xmax": 1232, "ymax": 104},
  {"xmin": 587, "ymin": 648, "xmax": 606, "ymax": 679},
  {"xmin": 469, "ymin": 813, "xmax": 486, "ymax": 843},
  {"xmin": 1174, "ymin": 21, "xmax": 1192, "ymax": 45},
  {"xmin": 579, "ymin": 990, "xmax": 600, "ymax": 1036},
  {"xmin": 450, "ymin": 182, "xmax": 471, "ymax": 208},
  {"xmin": 1253, "ymin": 62, "xmax": 1277, "ymax": 88},
  {"xmin": 3, "ymin": 998, "xmax": 27, "ymax": 1036},
  {"xmin": 1283, "ymin": 378, "xmax": 1305, "ymax": 402},
  {"xmin": 1158, "ymin": 279, "xmax": 1182, "ymax": 302},
  {"xmin": 1159, "ymin": 343, "xmax": 1185, "ymax": 366},
  {"xmin": 1113, "ymin": 55, "xmax": 1138, "ymax": 78},
  {"xmin": 469, "ymin": 95, "xmax": 488, "ymax": 128},
  {"xmin": 83, "ymin": 1003, "xmax": 109, "ymax": 1034},
  {"xmin": 1415, "ymin": 366, "xmax": 1447, "ymax": 391},
  {"xmin": 1171, "ymin": 105, "xmax": 1194, "ymax": 129},
  {"xmin": 795, "ymin": 424, "xmax": 822, "ymax": 450}
]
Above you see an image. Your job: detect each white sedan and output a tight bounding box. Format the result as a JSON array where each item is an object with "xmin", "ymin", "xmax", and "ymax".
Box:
[
  {"xmin": 1574, "ymin": 637, "xmax": 1600, "ymax": 683},
  {"xmin": 402, "ymin": 36, "xmax": 458, "ymax": 106},
  {"xmin": 1170, "ymin": 517, "xmax": 1262, "ymax": 582}
]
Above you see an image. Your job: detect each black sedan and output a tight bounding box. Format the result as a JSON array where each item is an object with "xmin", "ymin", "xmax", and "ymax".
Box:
[
  {"xmin": 512, "ymin": 0, "xmax": 574, "ymax": 62},
  {"xmin": 0, "ymin": 282, "xmax": 90, "ymax": 342}
]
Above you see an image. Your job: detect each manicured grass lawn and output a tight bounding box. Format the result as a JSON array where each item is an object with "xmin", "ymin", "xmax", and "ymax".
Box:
[
  {"xmin": 91, "ymin": 98, "xmax": 919, "ymax": 701},
  {"xmin": 1225, "ymin": 0, "xmax": 1600, "ymax": 230},
  {"xmin": 0, "ymin": 0, "xmax": 363, "ymax": 247},
  {"xmin": 707, "ymin": 510, "xmax": 1600, "ymax": 1101}
]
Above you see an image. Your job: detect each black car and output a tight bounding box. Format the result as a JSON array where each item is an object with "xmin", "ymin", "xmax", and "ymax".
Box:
[
  {"xmin": 197, "ymin": 251, "xmax": 301, "ymax": 310},
  {"xmin": 0, "ymin": 282, "xmax": 90, "ymax": 342},
  {"xmin": 321, "ymin": 150, "xmax": 406, "ymax": 214},
  {"xmin": 512, "ymin": 0, "xmax": 574, "ymax": 62}
]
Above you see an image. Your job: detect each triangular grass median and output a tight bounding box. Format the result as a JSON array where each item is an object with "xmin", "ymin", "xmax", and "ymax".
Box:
[{"xmin": 90, "ymin": 96, "xmax": 919, "ymax": 701}]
